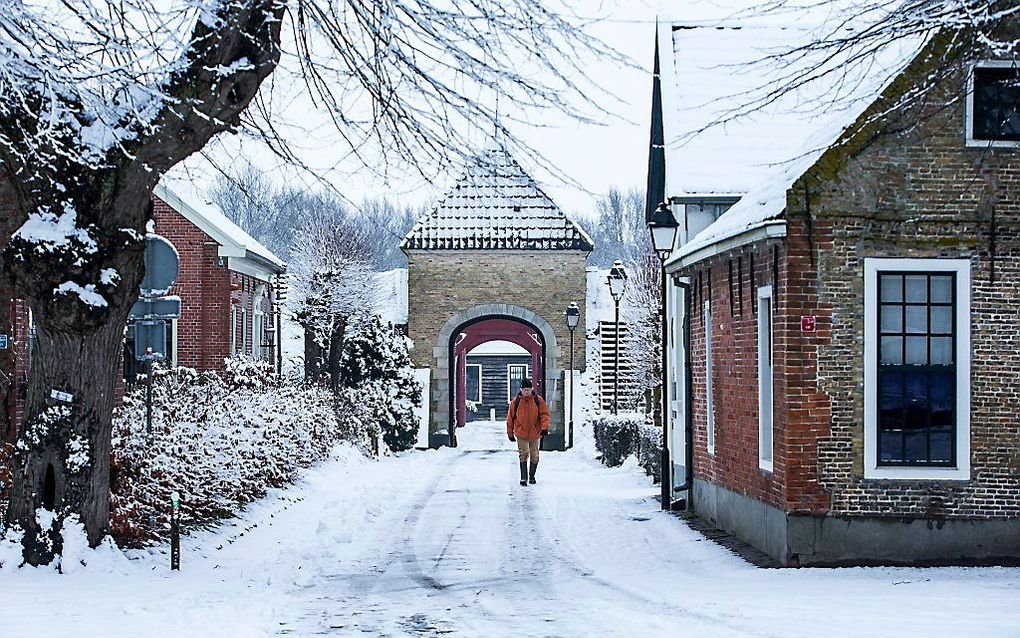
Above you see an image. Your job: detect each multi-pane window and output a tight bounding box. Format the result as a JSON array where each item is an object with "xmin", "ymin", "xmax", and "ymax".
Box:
[
  {"xmin": 877, "ymin": 272, "xmax": 956, "ymax": 466},
  {"xmin": 507, "ymin": 364, "xmax": 530, "ymax": 403},
  {"xmin": 466, "ymin": 364, "xmax": 482, "ymax": 403},
  {"xmin": 971, "ymin": 66, "xmax": 1020, "ymax": 142}
]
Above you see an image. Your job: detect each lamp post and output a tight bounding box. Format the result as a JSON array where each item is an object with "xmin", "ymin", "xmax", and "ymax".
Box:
[
  {"xmin": 606, "ymin": 260, "xmax": 627, "ymax": 415},
  {"xmin": 565, "ymin": 302, "xmax": 580, "ymax": 448},
  {"xmin": 648, "ymin": 201, "xmax": 680, "ymax": 511}
]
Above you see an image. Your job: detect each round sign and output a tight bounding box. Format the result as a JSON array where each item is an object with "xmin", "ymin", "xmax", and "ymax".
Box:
[{"xmin": 141, "ymin": 234, "xmax": 180, "ymax": 296}]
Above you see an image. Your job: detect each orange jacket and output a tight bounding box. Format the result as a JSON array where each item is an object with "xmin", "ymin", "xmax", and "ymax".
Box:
[{"xmin": 506, "ymin": 392, "xmax": 551, "ymax": 440}]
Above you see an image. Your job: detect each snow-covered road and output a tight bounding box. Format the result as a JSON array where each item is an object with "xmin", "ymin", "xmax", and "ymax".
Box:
[{"xmin": 3, "ymin": 420, "xmax": 1019, "ymax": 637}]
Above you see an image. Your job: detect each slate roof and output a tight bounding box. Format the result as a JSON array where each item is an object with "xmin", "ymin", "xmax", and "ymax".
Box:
[{"xmin": 401, "ymin": 147, "xmax": 594, "ymax": 252}]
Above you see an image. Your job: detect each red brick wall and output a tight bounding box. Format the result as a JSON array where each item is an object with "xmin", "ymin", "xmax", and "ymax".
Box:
[
  {"xmin": 798, "ymin": 63, "xmax": 1020, "ymax": 520},
  {"xmin": 682, "ymin": 55, "xmax": 1020, "ymax": 522},
  {"xmin": 228, "ymin": 271, "xmax": 274, "ymax": 361},
  {"xmin": 0, "ymin": 174, "xmax": 29, "ymax": 441},
  {"xmin": 153, "ymin": 197, "xmax": 277, "ymax": 371},
  {"xmin": 153, "ymin": 197, "xmax": 230, "ymax": 370},
  {"xmin": 686, "ymin": 242, "xmax": 793, "ymax": 512}
]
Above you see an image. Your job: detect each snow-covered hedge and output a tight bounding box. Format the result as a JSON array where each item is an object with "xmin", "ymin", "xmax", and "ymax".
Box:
[
  {"xmin": 109, "ymin": 358, "xmax": 353, "ymax": 547},
  {"xmin": 337, "ymin": 316, "xmax": 421, "ymax": 452},
  {"xmin": 591, "ymin": 413, "xmax": 661, "ymax": 480}
]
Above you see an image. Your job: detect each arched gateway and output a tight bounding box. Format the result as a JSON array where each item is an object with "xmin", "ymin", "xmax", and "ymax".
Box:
[{"xmin": 402, "ymin": 147, "xmax": 592, "ymax": 449}]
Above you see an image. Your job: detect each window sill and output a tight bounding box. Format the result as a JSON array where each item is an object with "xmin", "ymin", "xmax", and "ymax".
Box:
[
  {"xmin": 864, "ymin": 466, "xmax": 970, "ymax": 481},
  {"xmin": 965, "ymin": 138, "xmax": 1020, "ymax": 149}
]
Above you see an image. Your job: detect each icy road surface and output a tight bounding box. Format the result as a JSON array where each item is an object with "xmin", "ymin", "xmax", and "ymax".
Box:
[{"xmin": 3, "ymin": 420, "xmax": 1019, "ymax": 637}]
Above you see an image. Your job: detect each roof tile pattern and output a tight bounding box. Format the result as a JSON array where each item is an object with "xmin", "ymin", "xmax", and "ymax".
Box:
[{"xmin": 402, "ymin": 148, "xmax": 593, "ymax": 251}]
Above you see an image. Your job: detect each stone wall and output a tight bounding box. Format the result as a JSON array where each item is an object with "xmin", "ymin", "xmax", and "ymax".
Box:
[{"xmin": 406, "ymin": 250, "xmax": 587, "ymax": 443}]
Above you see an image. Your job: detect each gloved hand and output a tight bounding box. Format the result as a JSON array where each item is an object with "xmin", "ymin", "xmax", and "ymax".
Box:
[
  {"xmin": 540, "ymin": 430, "xmax": 549, "ymax": 438},
  {"xmin": 508, "ymin": 434, "xmax": 516, "ymax": 442}
]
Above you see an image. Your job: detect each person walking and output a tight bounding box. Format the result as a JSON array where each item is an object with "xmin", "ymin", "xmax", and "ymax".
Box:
[{"xmin": 506, "ymin": 378, "xmax": 550, "ymax": 486}]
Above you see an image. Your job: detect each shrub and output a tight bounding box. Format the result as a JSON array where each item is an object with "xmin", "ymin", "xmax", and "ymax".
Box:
[
  {"xmin": 591, "ymin": 413, "xmax": 661, "ymax": 481},
  {"xmin": 338, "ymin": 317, "xmax": 421, "ymax": 452},
  {"xmin": 109, "ymin": 358, "xmax": 355, "ymax": 547},
  {"xmin": 0, "ymin": 441, "xmax": 12, "ymax": 518}
]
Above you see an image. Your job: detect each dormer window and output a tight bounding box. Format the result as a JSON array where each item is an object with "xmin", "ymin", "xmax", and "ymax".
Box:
[{"xmin": 968, "ymin": 63, "xmax": 1020, "ymax": 146}]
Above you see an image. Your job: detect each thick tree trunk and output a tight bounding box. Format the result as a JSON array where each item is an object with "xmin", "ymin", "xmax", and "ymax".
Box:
[
  {"xmin": 5, "ymin": 318, "xmax": 129, "ymax": 565},
  {"xmin": 0, "ymin": 0, "xmax": 284, "ymax": 566}
]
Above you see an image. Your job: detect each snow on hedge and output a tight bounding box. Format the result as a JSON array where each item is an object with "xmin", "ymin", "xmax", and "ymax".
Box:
[
  {"xmin": 110, "ymin": 358, "xmax": 358, "ymax": 547},
  {"xmin": 591, "ymin": 413, "xmax": 661, "ymax": 481}
]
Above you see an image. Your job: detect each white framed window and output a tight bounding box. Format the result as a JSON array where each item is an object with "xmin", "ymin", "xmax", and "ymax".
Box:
[
  {"xmin": 466, "ymin": 364, "xmax": 482, "ymax": 403},
  {"xmin": 168, "ymin": 318, "xmax": 178, "ymax": 366},
  {"xmin": 965, "ymin": 61, "xmax": 1020, "ymax": 148},
  {"xmin": 241, "ymin": 308, "xmax": 248, "ymax": 355},
  {"xmin": 253, "ymin": 284, "xmax": 267, "ymax": 360},
  {"xmin": 704, "ymin": 301, "xmax": 714, "ymax": 454},
  {"xmin": 864, "ymin": 258, "xmax": 971, "ymax": 480},
  {"xmin": 253, "ymin": 313, "xmax": 264, "ymax": 360},
  {"xmin": 507, "ymin": 363, "xmax": 530, "ymax": 403},
  {"xmin": 230, "ymin": 306, "xmax": 238, "ymax": 356},
  {"xmin": 757, "ymin": 286, "xmax": 774, "ymax": 472}
]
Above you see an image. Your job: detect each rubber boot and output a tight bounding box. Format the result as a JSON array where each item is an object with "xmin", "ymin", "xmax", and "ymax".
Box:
[
  {"xmin": 529, "ymin": 461, "xmax": 538, "ymax": 484},
  {"xmin": 519, "ymin": 462, "xmax": 528, "ymax": 486}
]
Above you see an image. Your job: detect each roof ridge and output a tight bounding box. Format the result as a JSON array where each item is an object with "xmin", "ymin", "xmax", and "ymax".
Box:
[{"xmin": 401, "ymin": 147, "xmax": 593, "ymax": 252}]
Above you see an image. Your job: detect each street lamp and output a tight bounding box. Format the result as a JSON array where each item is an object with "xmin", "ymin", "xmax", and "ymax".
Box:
[
  {"xmin": 648, "ymin": 201, "xmax": 680, "ymax": 511},
  {"xmin": 606, "ymin": 260, "xmax": 627, "ymax": 415},
  {"xmin": 564, "ymin": 302, "xmax": 580, "ymax": 448}
]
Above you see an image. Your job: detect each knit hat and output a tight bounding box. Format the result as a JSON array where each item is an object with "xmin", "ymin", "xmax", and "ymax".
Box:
[{"xmin": 520, "ymin": 378, "xmax": 533, "ymax": 389}]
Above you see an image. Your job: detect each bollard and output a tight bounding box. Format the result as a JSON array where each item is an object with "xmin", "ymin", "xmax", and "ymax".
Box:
[{"xmin": 170, "ymin": 490, "xmax": 180, "ymax": 571}]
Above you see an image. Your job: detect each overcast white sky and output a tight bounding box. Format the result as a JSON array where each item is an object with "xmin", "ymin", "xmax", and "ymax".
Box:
[{"xmin": 178, "ymin": 0, "xmax": 751, "ymax": 219}]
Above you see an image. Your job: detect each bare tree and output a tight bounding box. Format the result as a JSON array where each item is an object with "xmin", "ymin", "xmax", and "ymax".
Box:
[
  {"xmin": 358, "ymin": 198, "xmax": 423, "ymax": 270},
  {"xmin": 694, "ymin": 1, "xmax": 1020, "ymax": 146},
  {"xmin": 0, "ymin": 0, "xmax": 615, "ymax": 564},
  {"xmin": 209, "ymin": 164, "xmax": 299, "ymax": 260},
  {"xmin": 583, "ymin": 186, "xmax": 647, "ymax": 267},
  {"xmin": 289, "ymin": 206, "xmax": 375, "ymax": 390},
  {"xmin": 621, "ymin": 247, "xmax": 660, "ymax": 414}
]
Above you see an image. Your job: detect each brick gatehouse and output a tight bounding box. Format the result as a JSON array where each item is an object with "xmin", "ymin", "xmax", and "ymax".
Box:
[{"xmin": 402, "ymin": 147, "xmax": 591, "ymax": 450}]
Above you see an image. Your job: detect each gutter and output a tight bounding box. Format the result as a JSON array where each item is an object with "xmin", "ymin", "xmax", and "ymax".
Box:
[{"xmin": 666, "ymin": 220, "xmax": 787, "ymax": 274}]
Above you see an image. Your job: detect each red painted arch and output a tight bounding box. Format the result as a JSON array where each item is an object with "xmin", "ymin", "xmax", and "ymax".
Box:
[{"xmin": 453, "ymin": 318, "xmax": 544, "ymax": 427}]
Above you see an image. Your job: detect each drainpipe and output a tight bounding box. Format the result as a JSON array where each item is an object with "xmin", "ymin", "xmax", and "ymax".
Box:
[{"xmin": 670, "ymin": 278, "xmax": 694, "ymax": 508}]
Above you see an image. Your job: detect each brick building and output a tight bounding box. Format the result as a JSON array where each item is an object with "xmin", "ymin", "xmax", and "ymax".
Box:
[
  {"xmin": 0, "ymin": 177, "xmax": 31, "ymax": 442},
  {"xmin": 145, "ymin": 182, "xmax": 286, "ymax": 372},
  {"xmin": 0, "ymin": 180, "xmax": 286, "ymax": 441},
  {"xmin": 649, "ymin": 21, "xmax": 1020, "ymax": 565},
  {"xmin": 402, "ymin": 147, "xmax": 591, "ymax": 449}
]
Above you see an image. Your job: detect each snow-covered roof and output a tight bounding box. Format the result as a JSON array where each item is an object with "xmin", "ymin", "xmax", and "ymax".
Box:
[
  {"xmin": 374, "ymin": 268, "xmax": 408, "ymax": 325},
  {"xmin": 401, "ymin": 147, "xmax": 594, "ymax": 252},
  {"xmin": 154, "ymin": 179, "xmax": 286, "ymax": 276},
  {"xmin": 657, "ymin": 17, "xmax": 925, "ymax": 266},
  {"xmin": 467, "ymin": 340, "xmax": 529, "ymax": 356}
]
